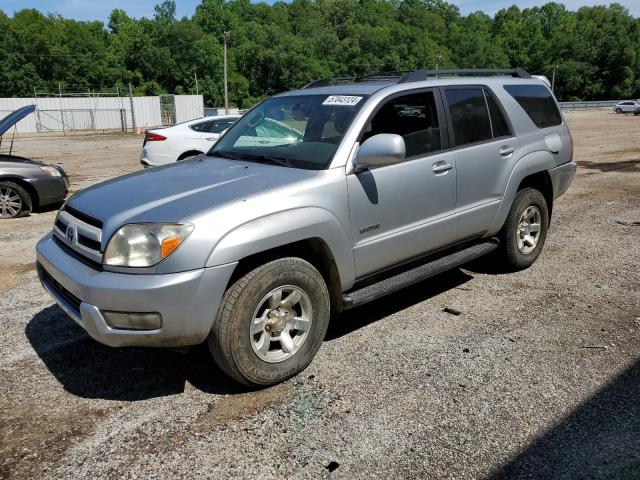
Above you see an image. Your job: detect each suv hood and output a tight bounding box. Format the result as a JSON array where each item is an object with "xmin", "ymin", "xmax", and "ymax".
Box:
[{"xmin": 67, "ymin": 156, "xmax": 318, "ymax": 237}]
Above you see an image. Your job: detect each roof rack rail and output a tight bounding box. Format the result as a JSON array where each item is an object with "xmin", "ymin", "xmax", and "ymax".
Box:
[
  {"xmin": 302, "ymin": 72, "xmax": 402, "ymax": 89},
  {"xmin": 302, "ymin": 77, "xmax": 357, "ymax": 89},
  {"xmin": 302, "ymin": 68, "xmax": 532, "ymax": 89},
  {"xmin": 399, "ymin": 68, "xmax": 531, "ymax": 83}
]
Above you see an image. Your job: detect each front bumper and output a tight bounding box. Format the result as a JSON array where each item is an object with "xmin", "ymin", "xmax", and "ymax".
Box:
[
  {"xmin": 549, "ymin": 161, "xmax": 577, "ymax": 199},
  {"xmin": 36, "ymin": 233, "xmax": 237, "ymax": 348}
]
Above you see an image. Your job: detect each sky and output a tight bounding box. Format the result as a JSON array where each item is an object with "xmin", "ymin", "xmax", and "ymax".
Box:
[{"xmin": 1, "ymin": 0, "xmax": 638, "ymax": 21}]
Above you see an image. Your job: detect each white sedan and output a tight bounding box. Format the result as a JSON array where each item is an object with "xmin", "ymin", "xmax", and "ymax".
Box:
[{"xmin": 140, "ymin": 115, "xmax": 241, "ymax": 167}]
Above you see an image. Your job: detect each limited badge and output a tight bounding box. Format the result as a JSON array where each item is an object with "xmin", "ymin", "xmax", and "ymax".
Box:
[{"xmin": 322, "ymin": 95, "xmax": 363, "ymax": 106}]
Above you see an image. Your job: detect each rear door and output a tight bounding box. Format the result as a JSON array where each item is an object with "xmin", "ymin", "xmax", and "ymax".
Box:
[
  {"xmin": 442, "ymin": 86, "xmax": 517, "ymax": 240},
  {"xmin": 347, "ymin": 89, "xmax": 458, "ymax": 277}
]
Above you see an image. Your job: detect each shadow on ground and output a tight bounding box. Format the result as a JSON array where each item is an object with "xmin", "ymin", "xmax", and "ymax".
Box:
[
  {"xmin": 490, "ymin": 359, "xmax": 640, "ymax": 479},
  {"xmin": 27, "ymin": 269, "xmax": 474, "ymax": 401},
  {"xmin": 25, "ymin": 305, "xmax": 248, "ymax": 401},
  {"xmin": 326, "ymin": 268, "xmax": 474, "ymax": 341},
  {"xmin": 576, "ymin": 159, "xmax": 640, "ymax": 173}
]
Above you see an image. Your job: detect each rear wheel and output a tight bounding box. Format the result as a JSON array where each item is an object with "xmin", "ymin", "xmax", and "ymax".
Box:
[
  {"xmin": 208, "ymin": 257, "xmax": 330, "ymax": 386},
  {"xmin": 616, "ymin": 108, "xmax": 623, "ymax": 114},
  {"xmin": 498, "ymin": 188, "xmax": 549, "ymax": 270},
  {"xmin": 0, "ymin": 181, "xmax": 32, "ymax": 219}
]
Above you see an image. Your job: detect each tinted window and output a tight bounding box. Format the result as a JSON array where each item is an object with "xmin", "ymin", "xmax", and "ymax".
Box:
[
  {"xmin": 445, "ymin": 88, "xmax": 492, "ymax": 146},
  {"xmin": 504, "ymin": 84, "xmax": 562, "ymax": 129},
  {"xmin": 485, "ymin": 90, "xmax": 510, "ymax": 138},
  {"xmin": 208, "ymin": 119, "xmax": 237, "ymax": 133},
  {"xmin": 363, "ymin": 91, "xmax": 441, "ymax": 157},
  {"xmin": 190, "ymin": 121, "xmax": 211, "ymax": 132}
]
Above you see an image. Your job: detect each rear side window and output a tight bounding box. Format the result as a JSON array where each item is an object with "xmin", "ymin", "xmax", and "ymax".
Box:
[
  {"xmin": 485, "ymin": 91, "xmax": 510, "ymax": 138},
  {"xmin": 445, "ymin": 88, "xmax": 492, "ymax": 146},
  {"xmin": 504, "ymin": 84, "xmax": 562, "ymax": 129},
  {"xmin": 190, "ymin": 121, "xmax": 211, "ymax": 132},
  {"xmin": 363, "ymin": 91, "xmax": 442, "ymax": 158},
  {"xmin": 208, "ymin": 119, "xmax": 237, "ymax": 133}
]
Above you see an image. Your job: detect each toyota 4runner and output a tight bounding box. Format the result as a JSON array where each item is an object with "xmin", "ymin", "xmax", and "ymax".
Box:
[{"xmin": 36, "ymin": 69, "xmax": 576, "ymax": 386}]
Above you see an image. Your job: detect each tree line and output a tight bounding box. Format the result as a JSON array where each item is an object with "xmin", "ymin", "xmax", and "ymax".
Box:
[{"xmin": 0, "ymin": 0, "xmax": 638, "ymax": 107}]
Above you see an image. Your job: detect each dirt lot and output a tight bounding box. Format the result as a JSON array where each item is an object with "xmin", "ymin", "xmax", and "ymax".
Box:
[{"xmin": 0, "ymin": 111, "xmax": 639, "ymax": 479}]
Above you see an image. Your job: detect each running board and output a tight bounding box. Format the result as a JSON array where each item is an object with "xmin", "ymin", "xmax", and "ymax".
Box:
[{"xmin": 342, "ymin": 239, "xmax": 499, "ymax": 310}]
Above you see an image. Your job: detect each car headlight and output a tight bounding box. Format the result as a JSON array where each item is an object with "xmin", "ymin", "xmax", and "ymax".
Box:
[
  {"xmin": 104, "ymin": 223, "xmax": 194, "ymax": 267},
  {"xmin": 40, "ymin": 166, "xmax": 61, "ymax": 177}
]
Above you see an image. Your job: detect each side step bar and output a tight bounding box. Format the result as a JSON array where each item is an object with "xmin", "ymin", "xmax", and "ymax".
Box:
[{"xmin": 342, "ymin": 239, "xmax": 499, "ymax": 310}]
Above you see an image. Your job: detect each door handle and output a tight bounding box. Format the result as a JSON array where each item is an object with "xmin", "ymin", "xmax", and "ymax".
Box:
[
  {"xmin": 499, "ymin": 146, "xmax": 515, "ymax": 157},
  {"xmin": 205, "ymin": 137, "xmax": 218, "ymax": 141},
  {"xmin": 432, "ymin": 162, "xmax": 453, "ymax": 173}
]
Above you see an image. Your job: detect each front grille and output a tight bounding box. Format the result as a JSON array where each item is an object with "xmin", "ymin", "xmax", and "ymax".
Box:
[
  {"xmin": 52, "ymin": 236, "xmax": 103, "ymax": 271},
  {"xmin": 63, "ymin": 205, "xmax": 103, "ymax": 229},
  {"xmin": 53, "ymin": 206, "xmax": 104, "ymax": 266},
  {"xmin": 39, "ymin": 265, "xmax": 82, "ymax": 312}
]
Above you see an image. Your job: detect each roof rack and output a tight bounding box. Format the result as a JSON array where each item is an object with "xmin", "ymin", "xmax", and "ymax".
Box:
[
  {"xmin": 301, "ymin": 68, "xmax": 531, "ymax": 89},
  {"xmin": 398, "ymin": 68, "xmax": 531, "ymax": 83}
]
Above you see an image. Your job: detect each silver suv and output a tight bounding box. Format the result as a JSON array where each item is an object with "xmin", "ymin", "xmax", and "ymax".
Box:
[{"xmin": 36, "ymin": 69, "xmax": 576, "ymax": 386}]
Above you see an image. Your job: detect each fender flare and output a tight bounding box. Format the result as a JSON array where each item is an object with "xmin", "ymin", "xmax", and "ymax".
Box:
[
  {"xmin": 488, "ymin": 150, "xmax": 556, "ymax": 235},
  {"xmin": 205, "ymin": 207, "xmax": 356, "ymax": 290}
]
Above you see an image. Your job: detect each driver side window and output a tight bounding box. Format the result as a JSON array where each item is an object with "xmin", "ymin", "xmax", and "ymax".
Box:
[{"xmin": 363, "ymin": 91, "xmax": 442, "ymax": 158}]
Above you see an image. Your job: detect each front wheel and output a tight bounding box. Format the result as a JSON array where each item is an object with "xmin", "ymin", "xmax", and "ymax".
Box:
[
  {"xmin": 616, "ymin": 108, "xmax": 622, "ymax": 114},
  {"xmin": 208, "ymin": 257, "xmax": 330, "ymax": 386},
  {"xmin": 0, "ymin": 181, "xmax": 32, "ymax": 219},
  {"xmin": 498, "ymin": 188, "xmax": 549, "ymax": 270}
]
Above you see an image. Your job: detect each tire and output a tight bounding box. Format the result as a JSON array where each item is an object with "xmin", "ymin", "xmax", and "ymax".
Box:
[
  {"xmin": 498, "ymin": 187, "xmax": 549, "ymax": 270},
  {"xmin": 0, "ymin": 181, "xmax": 32, "ymax": 219},
  {"xmin": 208, "ymin": 257, "xmax": 330, "ymax": 387},
  {"xmin": 615, "ymin": 108, "xmax": 622, "ymax": 114}
]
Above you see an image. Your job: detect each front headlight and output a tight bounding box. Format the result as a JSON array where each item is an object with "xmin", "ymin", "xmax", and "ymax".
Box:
[
  {"xmin": 104, "ymin": 223, "xmax": 194, "ymax": 267},
  {"xmin": 40, "ymin": 166, "xmax": 61, "ymax": 177}
]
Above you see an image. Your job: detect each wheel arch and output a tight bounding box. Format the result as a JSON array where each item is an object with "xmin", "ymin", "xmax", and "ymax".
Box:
[
  {"xmin": 178, "ymin": 150, "xmax": 204, "ymax": 161},
  {"xmin": 205, "ymin": 207, "xmax": 356, "ymax": 315},
  {"xmin": 0, "ymin": 175, "xmax": 39, "ymax": 207},
  {"xmin": 488, "ymin": 150, "xmax": 556, "ymax": 235}
]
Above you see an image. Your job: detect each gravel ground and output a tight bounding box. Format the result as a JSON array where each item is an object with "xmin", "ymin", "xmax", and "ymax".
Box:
[{"xmin": 0, "ymin": 111, "xmax": 639, "ymax": 479}]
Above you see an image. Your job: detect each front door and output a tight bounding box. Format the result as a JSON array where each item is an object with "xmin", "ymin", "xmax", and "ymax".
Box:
[{"xmin": 347, "ymin": 90, "xmax": 458, "ymax": 278}]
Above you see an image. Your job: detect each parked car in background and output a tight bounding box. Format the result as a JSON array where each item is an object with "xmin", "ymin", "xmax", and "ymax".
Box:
[
  {"xmin": 140, "ymin": 115, "xmax": 241, "ymax": 167},
  {"xmin": 613, "ymin": 100, "xmax": 639, "ymax": 114},
  {"xmin": 0, "ymin": 105, "xmax": 68, "ymax": 219},
  {"xmin": 634, "ymin": 103, "xmax": 640, "ymax": 116}
]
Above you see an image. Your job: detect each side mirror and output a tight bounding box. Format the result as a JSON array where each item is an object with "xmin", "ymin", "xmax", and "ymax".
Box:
[{"xmin": 353, "ymin": 134, "xmax": 405, "ymax": 173}]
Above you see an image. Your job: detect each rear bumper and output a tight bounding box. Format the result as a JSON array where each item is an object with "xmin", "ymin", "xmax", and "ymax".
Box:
[
  {"xmin": 36, "ymin": 233, "xmax": 237, "ymax": 347},
  {"xmin": 549, "ymin": 161, "xmax": 577, "ymax": 199},
  {"xmin": 140, "ymin": 147, "xmax": 175, "ymax": 167}
]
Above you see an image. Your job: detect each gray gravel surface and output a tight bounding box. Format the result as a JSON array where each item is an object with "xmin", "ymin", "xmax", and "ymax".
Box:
[{"xmin": 1, "ymin": 111, "xmax": 639, "ymax": 479}]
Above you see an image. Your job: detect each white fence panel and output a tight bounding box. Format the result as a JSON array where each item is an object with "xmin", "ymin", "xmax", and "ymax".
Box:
[
  {"xmin": 175, "ymin": 95, "xmax": 204, "ymax": 123},
  {"xmin": 0, "ymin": 94, "xmax": 197, "ymax": 133}
]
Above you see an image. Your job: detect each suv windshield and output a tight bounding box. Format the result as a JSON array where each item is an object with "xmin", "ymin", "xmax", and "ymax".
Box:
[{"xmin": 209, "ymin": 94, "xmax": 368, "ymax": 170}]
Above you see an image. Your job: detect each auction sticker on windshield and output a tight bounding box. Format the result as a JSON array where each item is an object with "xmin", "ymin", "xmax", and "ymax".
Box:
[{"xmin": 323, "ymin": 95, "xmax": 363, "ymax": 106}]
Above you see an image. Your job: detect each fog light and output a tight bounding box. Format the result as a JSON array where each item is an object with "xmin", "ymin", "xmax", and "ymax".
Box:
[{"xmin": 103, "ymin": 311, "xmax": 162, "ymax": 330}]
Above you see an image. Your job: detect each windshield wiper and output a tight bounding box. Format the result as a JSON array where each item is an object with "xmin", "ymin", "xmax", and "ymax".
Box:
[{"xmin": 212, "ymin": 150, "xmax": 293, "ymax": 168}]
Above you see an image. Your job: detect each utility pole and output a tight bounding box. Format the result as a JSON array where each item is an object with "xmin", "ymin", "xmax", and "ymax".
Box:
[
  {"xmin": 128, "ymin": 82, "xmax": 136, "ymax": 133},
  {"xmin": 223, "ymin": 30, "xmax": 231, "ymax": 114},
  {"xmin": 435, "ymin": 52, "xmax": 442, "ymax": 78},
  {"xmin": 59, "ymin": 82, "xmax": 65, "ymax": 135},
  {"xmin": 194, "ymin": 71, "xmax": 199, "ymax": 96},
  {"xmin": 551, "ymin": 64, "xmax": 557, "ymax": 93}
]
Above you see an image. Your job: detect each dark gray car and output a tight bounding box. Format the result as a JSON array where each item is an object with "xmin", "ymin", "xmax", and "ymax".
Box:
[{"xmin": 0, "ymin": 105, "xmax": 68, "ymax": 218}]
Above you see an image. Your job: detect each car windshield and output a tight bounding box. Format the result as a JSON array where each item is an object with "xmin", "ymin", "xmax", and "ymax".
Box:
[{"xmin": 209, "ymin": 94, "xmax": 368, "ymax": 170}]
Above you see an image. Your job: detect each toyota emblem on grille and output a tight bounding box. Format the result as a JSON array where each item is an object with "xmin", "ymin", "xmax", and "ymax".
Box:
[{"xmin": 66, "ymin": 225, "xmax": 75, "ymax": 244}]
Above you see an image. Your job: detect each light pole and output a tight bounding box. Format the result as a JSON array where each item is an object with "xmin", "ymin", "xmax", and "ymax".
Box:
[{"xmin": 223, "ymin": 30, "xmax": 231, "ymax": 114}]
